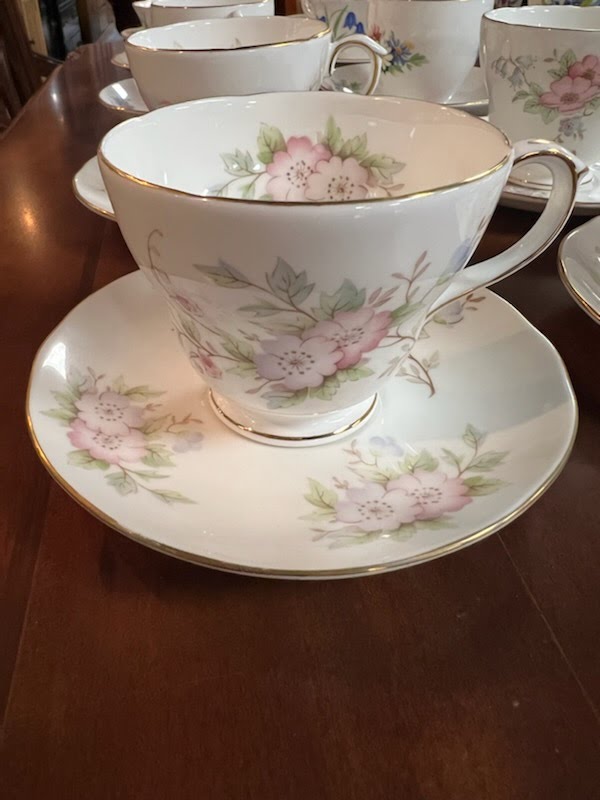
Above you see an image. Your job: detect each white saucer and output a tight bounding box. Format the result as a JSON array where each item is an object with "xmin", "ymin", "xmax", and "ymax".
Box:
[
  {"xmin": 558, "ymin": 216, "xmax": 600, "ymax": 324},
  {"xmin": 500, "ymin": 161, "xmax": 600, "ymax": 216},
  {"xmin": 324, "ymin": 65, "xmax": 488, "ymax": 115},
  {"xmin": 110, "ymin": 51, "xmax": 130, "ymax": 70},
  {"xmin": 72, "ymin": 156, "xmax": 115, "ymax": 220},
  {"xmin": 98, "ymin": 78, "xmax": 148, "ymax": 116},
  {"xmin": 27, "ymin": 272, "xmax": 577, "ymax": 579}
]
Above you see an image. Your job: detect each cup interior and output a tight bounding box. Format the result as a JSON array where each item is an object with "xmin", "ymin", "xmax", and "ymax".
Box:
[
  {"xmin": 485, "ymin": 6, "xmax": 600, "ymax": 30},
  {"xmin": 100, "ymin": 93, "xmax": 510, "ymax": 203},
  {"xmin": 127, "ymin": 16, "xmax": 326, "ymax": 50}
]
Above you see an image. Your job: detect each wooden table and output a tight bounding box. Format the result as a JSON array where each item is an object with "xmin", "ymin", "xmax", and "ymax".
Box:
[{"xmin": 1, "ymin": 43, "xmax": 599, "ymax": 799}]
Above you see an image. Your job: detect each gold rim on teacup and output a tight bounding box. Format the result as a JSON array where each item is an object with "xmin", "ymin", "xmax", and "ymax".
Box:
[{"xmin": 483, "ymin": 6, "xmax": 600, "ymax": 34}]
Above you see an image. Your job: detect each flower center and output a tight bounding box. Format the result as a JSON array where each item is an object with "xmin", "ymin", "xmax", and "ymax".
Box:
[
  {"xmin": 582, "ymin": 69, "xmax": 595, "ymax": 81},
  {"xmin": 275, "ymin": 348, "xmax": 316, "ymax": 376},
  {"xmin": 330, "ymin": 325, "xmax": 366, "ymax": 347},
  {"xmin": 406, "ymin": 486, "xmax": 443, "ymax": 506},
  {"xmin": 92, "ymin": 431, "xmax": 123, "ymax": 451},
  {"xmin": 326, "ymin": 177, "xmax": 355, "ymax": 200},
  {"xmin": 94, "ymin": 402, "xmax": 124, "ymax": 421},
  {"xmin": 357, "ymin": 500, "xmax": 394, "ymax": 521},
  {"xmin": 286, "ymin": 159, "xmax": 312, "ymax": 189},
  {"xmin": 561, "ymin": 91, "xmax": 580, "ymax": 104}
]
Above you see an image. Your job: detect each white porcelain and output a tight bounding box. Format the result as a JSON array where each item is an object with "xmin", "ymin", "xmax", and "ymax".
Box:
[
  {"xmin": 110, "ymin": 51, "xmax": 130, "ymax": 69},
  {"xmin": 98, "ymin": 78, "xmax": 148, "ymax": 116},
  {"xmin": 364, "ymin": 0, "xmax": 493, "ymax": 103},
  {"xmin": 133, "ymin": 0, "xmax": 273, "ymax": 27},
  {"xmin": 98, "ymin": 92, "xmax": 580, "ymax": 445},
  {"xmin": 324, "ymin": 64, "xmax": 489, "ymax": 115},
  {"xmin": 558, "ymin": 215, "xmax": 600, "ymax": 322},
  {"xmin": 121, "ymin": 25, "xmax": 143, "ymax": 38},
  {"xmin": 27, "ymin": 271, "xmax": 577, "ymax": 577},
  {"xmin": 500, "ymin": 158, "xmax": 600, "ymax": 214},
  {"xmin": 73, "ymin": 157, "xmax": 115, "ymax": 220},
  {"xmin": 125, "ymin": 18, "xmax": 384, "ymax": 109},
  {"xmin": 481, "ymin": 7, "xmax": 600, "ymax": 187},
  {"xmin": 300, "ymin": 0, "xmax": 370, "ymax": 61}
]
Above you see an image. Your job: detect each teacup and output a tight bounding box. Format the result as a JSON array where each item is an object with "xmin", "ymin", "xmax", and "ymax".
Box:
[
  {"xmin": 132, "ymin": 0, "xmax": 273, "ymax": 28},
  {"xmin": 125, "ymin": 18, "xmax": 385, "ymax": 109},
  {"xmin": 481, "ymin": 7, "xmax": 600, "ymax": 186},
  {"xmin": 99, "ymin": 92, "xmax": 580, "ymax": 446},
  {"xmin": 366, "ymin": 0, "xmax": 493, "ymax": 103},
  {"xmin": 301, "ymin": 0, "xmax": 368, "ymax": 39}
]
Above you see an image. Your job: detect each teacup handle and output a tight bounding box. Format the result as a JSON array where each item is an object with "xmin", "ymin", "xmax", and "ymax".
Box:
[
  {"xmin": 427, "ymin": 139, "xmax": 585, "ymax": 318},
  {"xmin": 326, "ymin": 35, "xmax": 386, "ymax": 96}
]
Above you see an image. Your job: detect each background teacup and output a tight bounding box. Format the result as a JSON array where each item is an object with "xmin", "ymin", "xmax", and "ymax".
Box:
[
  {"xmin": 125, "ymin": 18, "xmax": 385, "ymax": 109},
  {"xmin": 300, "ymin": 0, "xmax": 369, "ymax": 61},
  {"xmin": 99, "ymin": 92, "xmax": 580, "ymax": 445},
  {"xmin": 481, "ymin": 7, "xmax": 600, "ymax": 186},
  {"xmin": 132, "ymin": 0, "xmax": 273, "ymax": 28},
  {"xmin": 366, "ymin": 0, "xmax": 493, "ymax": 103}
]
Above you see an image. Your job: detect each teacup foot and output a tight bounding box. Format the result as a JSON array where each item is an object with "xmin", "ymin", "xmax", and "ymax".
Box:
[{"xmin": 209, "ymin": 391, "xmax": 378, "ymax": 448}]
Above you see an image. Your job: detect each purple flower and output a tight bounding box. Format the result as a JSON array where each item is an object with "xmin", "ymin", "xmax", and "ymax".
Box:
[
  {"xmin": 75, "ymin": 390, "xmax": 144, "ymax": 435},
  {"xmin": 255, "ymin": 334, "xmax": 343, "ymax": 391},
  {"xmin": 335, "ymin": 482, "xmax": 419, "ymax": 532},
  {"xmin": 369, "ymin": 436, "xmax": 404, "ymax": 457}
]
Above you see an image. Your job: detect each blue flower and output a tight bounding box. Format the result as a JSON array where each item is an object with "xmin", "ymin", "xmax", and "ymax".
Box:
[
  {"xmin": 172, "ymin": 431, "xmax": 204, "ymax": 452},
  {"xmin": 355, "ymin": 22, "xmax": 365, "ymax": 34},
  {"xmin": 369, "ymin": 436, "xmax": 404, "ymax": 457},
  {"xmin": 318, "ymin": 14, "xmax": 327, "ymax": 22},
  {"xmin": 343, "ymin": 11, "xmax": 357, "ymax": 29},
  {"xmin": 386, "ymin": 36, "xmax": 414, "ymax": 67}
]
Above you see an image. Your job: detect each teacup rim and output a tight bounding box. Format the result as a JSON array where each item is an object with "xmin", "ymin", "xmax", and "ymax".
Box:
[
  {"xmin": 483, "ymin": 6, "xmax": 600, "ymax": 33},
  {"xmin": 126, "ymin": 17, "xmax": 330, "ymax": 53},
  {"xmin": 98, "ymin": 93, "xmax": 512, "ymax": 208},
  {"xmin": 151, "ymin": 0, "xmax": 267, "ymax": 7}
]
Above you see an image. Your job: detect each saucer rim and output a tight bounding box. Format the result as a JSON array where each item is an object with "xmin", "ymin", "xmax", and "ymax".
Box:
[
  {"xmin": 98, "ymin": 79, "xmax": 147, "ymax": 116},
  {"xmin": 26, "ymin": 273, "xmax": 579, "ymax": 578},
  {"xmin": 72, "ymin": 160, "xmax": 116, "ymax": 220},
  {"xmin": 558, "ymin": 220, "xmax": 600, "ymax": 324}
]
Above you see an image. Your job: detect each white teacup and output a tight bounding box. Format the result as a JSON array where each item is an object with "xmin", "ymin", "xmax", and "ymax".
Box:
[
  {"xmin": 132, "ymin": 0, "xmax": 273, "ymax": 28},
  {"xmin": 366, "ymin": 0, "xmax": 493, "ymax": 103},
  {"xmin": 125, "ymin": 18, "xmax": 385, "ymax": 109},
  {"xmin": 99, "ymin": 92, "xmax": 581, "ymax": 446},
  {"xmin": 481, "ymin": 7, "xmax": 600, "ymax": 186}
]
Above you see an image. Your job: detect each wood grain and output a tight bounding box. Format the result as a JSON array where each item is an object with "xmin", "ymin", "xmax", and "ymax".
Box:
[{"xmin": 1, "ymin": 43, "xmax": 599, "ymax": 799}]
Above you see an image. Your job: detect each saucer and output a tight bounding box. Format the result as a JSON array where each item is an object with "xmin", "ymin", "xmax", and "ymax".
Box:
[
  {"xmin": 110, "ymin": 51, "xmax": 130, "ymax": 70},
  {"xmin": 558, "ymin": 216, "xmax": 600, "ymax": 324},
  {"xmin": 500, "ymin": 160, "xmax": 600, "ymax": 216},
  {"xmin": 324, "ymin": 65, "xmax": 488, "ymax": 115},
  {"xmin": 27, "ymin": 272, "xmax": 577, "ymax": 578},
  {"xmin": 98, "ymin": 78, "xmax": 148, "ymax": 116},
  {"xmin": 72, "ymin": 157, "xmax": 115, "ymax": 220}
]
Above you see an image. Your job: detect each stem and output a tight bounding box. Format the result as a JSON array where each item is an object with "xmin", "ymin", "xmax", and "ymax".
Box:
[{"xmin": 406, "ymin": 355, "xmax": 435, "ymax": 398}]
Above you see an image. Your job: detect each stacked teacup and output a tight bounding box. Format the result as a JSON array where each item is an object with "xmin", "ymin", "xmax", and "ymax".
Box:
[{"xmin": 93, "ymin": 2, "xmax": 585, "ymax": 446}]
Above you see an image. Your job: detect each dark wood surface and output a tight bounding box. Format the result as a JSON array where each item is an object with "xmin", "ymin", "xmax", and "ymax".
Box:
[{"xmin": 1, "ymin": 43, "xmax": 599, "ymax": 799}]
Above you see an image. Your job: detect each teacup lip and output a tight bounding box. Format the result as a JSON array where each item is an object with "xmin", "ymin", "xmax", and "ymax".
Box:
[
  {"xmin": 126, "ymin": 17, "xmax": 330, "ymax": 53},
  {"xmin": 484, "ymin": 6, "xmax": 600, "ymax": 33},
  {"xmin": 152, "ymin": 0, "xmax": 266, "ymax": 7},
  {"xmin": 98, "ymin": 93, "xmax": 512, "ymax": 208}
]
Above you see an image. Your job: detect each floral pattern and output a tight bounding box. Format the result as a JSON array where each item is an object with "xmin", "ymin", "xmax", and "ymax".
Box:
[
  {"xmin": 147, "ymin": 229, "xmax": 489, "ymax": 409},
  {"xmin": 43, "ymin": 368, "xmax": 202, "ymax": 503},
  {"xmin": 491, "ymin": 49, "xmax": 600, "ymax": 146},
  {"xmin": 303, "ymin": 424, "xmax": 508, "ymax": 547},
  {"xmin": 213, "ymin": 116, "xmax": 405, "ymax": 201},
  {"xmin": 369, "ymin": 26, "xmax": 428, "ymax": 76},
  {"xmin": 318, "ymin": 5, "xmax": 366, "ymax": 38}
]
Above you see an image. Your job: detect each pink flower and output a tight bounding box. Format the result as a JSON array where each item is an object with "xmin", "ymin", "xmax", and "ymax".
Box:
[
  {"xmin": 304, "ymin": 308, "xmax": 392, "ymax": 369},
  {"xmin": 255, "ymin": 334, "xmax": 342, "ymax": 391},
  {"xmin": 539, "ymin": 75, "xmax": 600, "ymax": 114},
  {"xmin": 190, "ymin": 350, "xmax": 222, "ymax": 380},
  {"xmin": 335, "ymin": 482, "xmax": 419, "ymax": 531},
  {"xmin": 266, "ymin": 137, "xmax": 331, "ymax": 201},
  {"xmin": 305, "ymin": 156, "xmax": 369, "ymax": 202},
  {"xmin": 568, "ymin": 55, "xmax": 600, "ymax": 87},
  {"xmin": 389, "ymin": 469, "xmax": 472, "ymax": 520},
  {"xmin": 68, "ymin": 418, "xmax": 149, "ymax": 465},
  {"xmin": 75, "ymin": 391, "xmax": 144, "ymax": 435},
  {"xmin": 172, "ymin": 292, "xmax": 202, "ymax": 317}
]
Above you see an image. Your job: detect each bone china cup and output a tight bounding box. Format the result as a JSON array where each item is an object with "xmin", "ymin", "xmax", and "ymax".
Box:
[
  {"xmin": 366, "ymin": 0, "xmax": 494, "ymax": 103},
  {"xmin": 132, "ymin": 0, "xmax": 273, "ymax": 28},
  {"xmin": 481, "ymin": 7, "xmax": 600, "ymax": 185},
  {"xmin": 99, "ymin": 92, "xmax": 580, "ymax": 445},
  {"xmin": 125, "ymin": 18, "xmax": 385, "ymax": 108}
]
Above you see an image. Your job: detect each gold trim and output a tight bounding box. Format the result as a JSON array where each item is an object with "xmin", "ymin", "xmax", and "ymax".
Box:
[
  {"xmin": 483, "ymin": 6, "xmax": 600, "ymax": 34},
  {"xmin": 328, "ymin": 39, "xmax": 379, "ymax": 96},
  {"xmin": 151, "ymin": 0, "xmax": 268, "ymax": 9},
  {"xmin": 558, "ymin": 228, "xmax": 600, "ymax": 325},
  {"xmin": 209, "ymin": 390, "xmax": 377, "ymax": 442},
  {"xmin": 126, "ymin": 19, "xmax": 330, "ymax": 54},
  {"xmin": 97, "ymin": 103, "xmax": 511, "ymax": 208},
  {"xmin": 25, "ymin": 278, "xmax": 579, "ymax": 578},
  {"xmin": 72, "ymin": 173, "xmax": 116, "ymax": 220}
]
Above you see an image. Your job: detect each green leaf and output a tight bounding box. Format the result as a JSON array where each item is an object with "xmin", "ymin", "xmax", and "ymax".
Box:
[
  {"xmin": 221, "ymin": 149, "xmax": 256, "ymax": 177},
  {"xmin": 51, "ymin": 390, "xmax": 79, "ymax": 413},
  {"xmin": 257, "ymin": 124, "xmax": 286, "ymax": 165},
  {"xmin": 300, "ymin": 508, "xmax": 338, "ymax": 522},
  {"xmin": 240, "ymin": 180, "xmax": 256, "ymax": 199},
  {"xmin": 195, "ymin": 259, "xmax": 251, "ymax": 288},
  {"xmin": 221, "ymin": 334, "xmax": 255, "ymax": 363},
  {"xmin": 309, "ymin": 374, "xmax": 340, "ymax": 401},
  {"xmin": 390, "ymin": 302, "xmax": 423, "ymax": 325},
  {"xmin": 304, "ymin": 477, "xmax": 338, "ymax": 510},
  {"xmin": 441, "ymin": 447, "xmax": 463, "ymax": 471},
  {"xmin": 142, "ymin": 446, "xmax": 175, "ymax": 468},
  {"xmin": 540, "ymin": 106, "xmax": 559, "ymax": 125},
  {"xmin": 529, "ymin": 82, "xmax": 544, "ymax": 97},
  {"xmin": 239, "ymin": 300, "xmax": 285, "ymax": 317},
  {"xmin": 360, "ymin": 153, "xmax": 405, "ymax": 184},
  {"xmin": 123, "ymin": 385, "xmax": 164, "ymax": 400},
  {"xmin": 586, "ymin": 96, "xmax": 600, "ymax": 110},
  {"xmin": 264, "ymin": 386, "xmax": 308, "ymax": 409},
  {"xmin": 338, "ymin": 133, "xmax": 368, "ymax": 161},
  {"xmin": 266, "ymin": 258, "xmax": 314, "ymax": 304},
  {"xmin": 227, "ymin": 362, "xmax": 257, "ymax": 377},
  {"xmin": 323, "ymin": 115, "xmax": 343, "ymax": 155},
  {"xmin": 401, "ymin": 449, "xmax": 439, "ymax": 473},
  {"xmin": 106, "ymin": 471, "xmax": 138, "ymax": 496},
  {"xmin": 408, "ymin": 53, "xmax": 428, "ymax": 67},
  {"xmin": 523, "ymin": 98, "xmax": 542, "ymax": 114},
  {"xmin": 515, "ymin": 55, "xmax": 535, "ymax": 71},
  {"xmin": 548, "ymin": 69, "xmax": 564, "ymax": 80},
  {"xmin": 464, "ymin": 476, "xmax": 506, "ymax": 496},
  {"xmin": 42, "ymin": 408, "xmax": 77, "ymax": 423},
  {"xmin": 127, "ymin": 470, "xmax": 168, "ymax": 480},
  {"xmin": 466, "ymin": 451, "xmax": 508, "ymax": 472},
  {"xmin": 414, "ymin": 517, "xmax": 457, "ymax": 531},
  {"xmin": 337, "ymin": 366, "xmax": 374, "ymax": 382},
  {"xmin": 559, "ymin": 49, "xmax": 577, "ymax": 73},
  {"xmin": 349, "ymin": 464, "xmax": 400, "ymax": 484},
  {"xmin": 317, "ymin": 279, "xmax": 365, "ymax": 318},
  {"xmin": 151, "ymin": 489, "xmax": 195, "ymax": 504},
  {"xmin": 463, "ymin": 424, "xmax": 485, "ymax": 450},
  {"xmin": 67, "ymin": 450, "xmax": 110, "ymax": 470},
  {"xmin": 512, "ymin": 90, "xmax": 530, "ymax": 102},
  {"xmin": 141, "ymin": 414, "xmax": 170, "ymax": 435}
]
